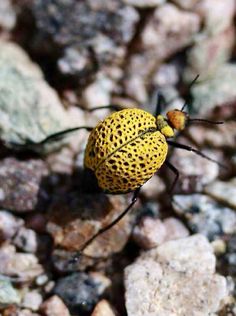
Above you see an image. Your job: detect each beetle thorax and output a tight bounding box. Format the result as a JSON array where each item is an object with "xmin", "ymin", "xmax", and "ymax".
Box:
[{"xmin": 156, "ymin": 115, "xmax": 175, "ymax": 138}]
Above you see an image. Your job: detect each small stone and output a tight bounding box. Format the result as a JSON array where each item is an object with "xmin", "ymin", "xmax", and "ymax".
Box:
[
  {"xmin": 21, "ymin": 291, "xmax": 43, "ymax": 311},
  {"xmin": 211, "ymin": 239, "xmax": 226, "ymax": 255},
  {"xmin": 13, "ymin": 227, "xmax": 38, "ymax": 253},
  {"xmin": 125, "ymin": 235, "xmax": 228, "ymax": 316},
  {"xmin": 0, "ymin": 244, "xmax": 43, "ymax": 282},
  {"xmin": 123, "ymin": 0, "xmax": 165, "ymax": 8},
  {"xmin": 204, "ymin": 178, "xmax": 236, "ymax": 210},
  {"xmin": 0, "ymin": 278, "xmax": 21, "ymax": 307},
  {"xmin": 152, "ymin": 63, "xmax": 179, "ymax": 87},
  {"xmin": 35, "ymin": 274, "xmax": 48, "ymax": 286},
  {"xmin": 191, "ymin": 64, "xmax": 236, "ymax": 115},
  {"xmin": 0, "ymin": 0, "xmax": 16, "ymax": 30},
  {"xmin": 163, "ymin": 217, "xmax": 189, "ymax": 241},
  {"xmin": 91, "ymin": 299, "xmax": 116, "ymax": 316},
  {"xmin": 133, "ymin": 217, "xmax": 167, "ymax": 249},
  {"xmin": 172, "ymin": 194, "xmax": 236, "ymax": 240},
  {"xmin": 53, "ymin": 272, "xmax": 111, "ymax": 314},
  {"xmin": 0, "ymin": 210, "xmax": 24, "ymax": 241},
  {"xmin": 40, "ymin": 295, "xmax": 70, "ymax": 316},
  {"xmin": 0, "ymin": 158, "xmax": 49, "ymax": 212}
]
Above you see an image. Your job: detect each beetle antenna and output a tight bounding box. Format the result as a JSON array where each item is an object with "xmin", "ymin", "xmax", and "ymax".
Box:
[
  {"xmin": 188, "ymin": 118, "xmax": 224, "ymax": 125},
  {"xmin": 181, "ymin": 74, "xmax": 200, "ymax": 112}
]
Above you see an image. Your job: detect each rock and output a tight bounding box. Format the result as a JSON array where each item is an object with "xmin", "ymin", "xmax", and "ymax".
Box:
[
  {"xmin": 47, "ymin": 192, "xmax": 135, "ymax": 258},
  {"xmin": 184, "ymin": 26, "xmax": 235, "ymax": 81},
  {"xmin": 152, "ymin": 63, "xmax": 179, "ymax": 87},
  {"xmin": 13, "ymin": 227, "xmax": 38, "ymax": 253},
  {"xmin": 168, "ymin": 141, "xmax": 219, "ymax": 193},
  {"xmin": 0, "ymin": 158, "xmax": 49, "ymax": 212},
  {"xmin": 40, "ymin": 295, "xmax": 70, "ymax": 316},
  {"xmin": 0, "ymin": 40, "xmax": 72, "ymax": 151},
  {"xmin": 125, "ymin": 235, "xmax": 228, "ymax": 316},
  {"xmin": 133, "ymin": 216, "xmax": 189, "ymax": 249},
  {"xmin": 21, "ymin": 291, "xmax": 43, "ymax": 311},
  {"xmin": 0, "ymin": 278, "xmax": 21, "ymax": 307},
  {"xmin": 32, "ymin": 0, "xmax": 139, "ymax": 79},
  {"xmin": 204, "ymin": 178, "xmax": 236, "ymax": 210},
  {"xmin": 123, "ymin": 0, "xmax": 165, "ymax": 8},
  {"xmin": 0, "ymin": 0, "xmax": 16, "ymax": 31},
  {"xmin": 0, "ymin": 210, "xmax": 24, "ymax": 241},
  {"xmin": 0, "ymin": 244, "xmax": 43, "ymax": 282},
  {"xmin": 91, "ymin": 299, "xmax": 116, "ymax": 316},
  {"xmin": 53, "ymin": 272, "xmax": 111, "ymax": 314},
  {"xmin": 191, "ymin": 64, "xmax": 236, "ymax": 115},
  {"xmin": 172, "ymin": 194, "xmax": 236, "ymax": 239},
  {"xmin": 195, "ymin": 0, "xmax": 235, "ymax": 35}
]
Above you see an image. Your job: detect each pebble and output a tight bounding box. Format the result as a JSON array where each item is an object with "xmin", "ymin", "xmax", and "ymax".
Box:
[
  {"xmin": 0, "ymin": 244, "xmax": 43, "ymax": 282},
  {"xmin": 172, "ymin": 194, "xmax": 236, "ymax": 239},
  {"xmin": 47, "ymin": 192, "xmax": 135, "ymax": 258},
  {"xmin": 13, "ymin": 227, "xmax": 38, "ymax": 253},
  {"xmin": 40, "ymin": 295, "xmax": 70, "ymax": 316},
  {"xmin": 53, "ymin": 272, "xmax": 111, "ymax": 314},
  {"xmin": 191, "ymin": 64, "xmax": 236, "ymax": 115},
  {"xmin": 0, "ymin": 210, "xmax": 24, "ymax": 241},
  {"xmin": 204, "ymin": 178, "xmax": 236, "ymax": 210},
  {"xmin": 0, "ymin": 40, "xmax": 72, "ymax": 151},
  {"xmin": 0, "ymin": 278, "xmax": 21, "ymax": 308},
  {"xmin": 152, "ymin": 63, "xmax": 179, "ymax": 87},
  {"xmin": 140, "ymin": 175, "xmax": 165, "ymax": 200},
  {"xmin": 125, "ymin": 234, "xmax": 228, "ymax": 316},
  {"xmin": 133, "ymin": 217, "xmax": 189, "ymax": 249},
  {"xmin": 171, "ymin": 0, "xmax": 200, "ymax": 9},
  {"xmin": 0, "ymin": 158, "xmax": 49, "ymax": 212},
  {"xmin": 91, "ymin": 299, "xmax": 116, "ymax": 316},
  {"xmin": 0, "ymin": 0, "xmax": 16, "ymax": 31},
  {"xmin": 21, "ymin": 291, "xmax": 43, "ymax": 311}
]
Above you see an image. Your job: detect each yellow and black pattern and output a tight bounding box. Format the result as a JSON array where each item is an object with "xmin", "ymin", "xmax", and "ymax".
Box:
[{"xmin": 84, "ymin": 108, "xmax": 168, "ymax": 193}]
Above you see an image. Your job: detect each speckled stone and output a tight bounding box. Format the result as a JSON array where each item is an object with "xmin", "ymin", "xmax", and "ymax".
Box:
[
  {"xmin": 172, "ymin": 194, "xmax": 236, "ymax": 240},
  {"xmin": 53, "ymin": 272, "xmax": 111, "ymax": 314},
  {"xmin": 13, "ymin": 227, "xmax": 38, "ymax": 253},
  {"xmin": 0, "ymin": 278, "xmax": 21, "ymax": 308},
  {"xmin": 125, "ymin": 235, "xmax": 228, "ymax": 316},
  {"xmin": 204, "ymin": 178, "xmax": 236, "ymax": 210},
  {"xmin": 0, "ymin": 158, "xmax": 49, "ymax": 212}
]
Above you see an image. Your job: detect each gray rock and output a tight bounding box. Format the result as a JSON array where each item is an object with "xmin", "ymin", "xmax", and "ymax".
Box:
[
  {"xmin": 204, "ymin": 178, "xmax": 236, "ymax": 210},
  {"xmin": 0, "ymin": 210, "xmax": 24, "ymax": 241},
  {"xmin": 0, "ymin": 158, "xmax": 49, "ymax": 212},
  {"xmin": 0, "ymin": 278, "xmax": 21, "ymax": 307},
  {"xmin": 125, "ymin": 235, "xmax": 228, "ymax": 316},
  {"xmin": 0, "ymin": 40, "xmax": 72, "ymax": 151},
  {"xmin": 0, "ymin": 244, "xmax": 43, "ymax": 282},
  {"xmin": 13, "ymin": 227, "xmax": 38, "ymax": 253},
  {"xmin": 53, "ymin": 272, "xmax": 110, "ymax": 314},
  {"xmin": 191, "ymin": 64, "xmax": 236, "ymax": 115},
  {"xmin": 21, "ymin": 291, "xmax": 43, "ymax": 311},
  {"xmin": 172, "ymin": 194, "xmax": 236, "ymax": 239}
]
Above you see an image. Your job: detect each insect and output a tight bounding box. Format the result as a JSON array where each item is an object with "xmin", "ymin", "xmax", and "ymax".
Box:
[{"xmin": 9, "ymin": 76, "xmax": 224, "ymax": 262}]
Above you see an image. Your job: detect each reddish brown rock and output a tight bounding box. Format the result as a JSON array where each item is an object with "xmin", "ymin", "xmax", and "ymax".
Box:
[{"xmin": 40, "ymin": 295, "xmax": 70, "ymax": 316}]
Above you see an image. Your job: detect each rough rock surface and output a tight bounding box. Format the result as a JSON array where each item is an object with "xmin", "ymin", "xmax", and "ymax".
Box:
[{"xmin": 125, "ymin": 235, "xmax": 228, "ymax": 316}]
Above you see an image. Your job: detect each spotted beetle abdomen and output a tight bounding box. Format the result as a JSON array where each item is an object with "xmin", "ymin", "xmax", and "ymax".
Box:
[{"xmin": 84, "ymin": 109, "xmax": 168, "ymax": 193}]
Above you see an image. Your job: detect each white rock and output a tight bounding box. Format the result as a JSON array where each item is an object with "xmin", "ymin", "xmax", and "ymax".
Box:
[
  {"xmin": 125, "ymin": 235, "xmax": 228, "ymax": 316},
  {"xmin": 0, "ymin": 210, "xmax": 23, "ymax": 241},
  {"xmin": 123, "ymin": 0, "xmax": 165, "ymax": 8},
  {"xmin": 22, "ymin": 291, "xmax": 43, "ymax": 311}
]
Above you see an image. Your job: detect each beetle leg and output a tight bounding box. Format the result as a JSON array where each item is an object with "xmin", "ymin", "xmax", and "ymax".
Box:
[
  {"xmin": 167, "ymin": 140, "xmax": 227, "ymax": 169},
  {"xmin": 155, "ymin": 92, "xmax": 166, "ymax": 116},
  {"xmin": 86, "ymin": 104, "xmax": 124, "ymax": 112},
  {"xmin": 69, "ymin": 187, "xmax": 141, "ymax": 263},
  {"xmin": 165, "ymin": 160, "xmax": 179, "ymax": 194}
]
